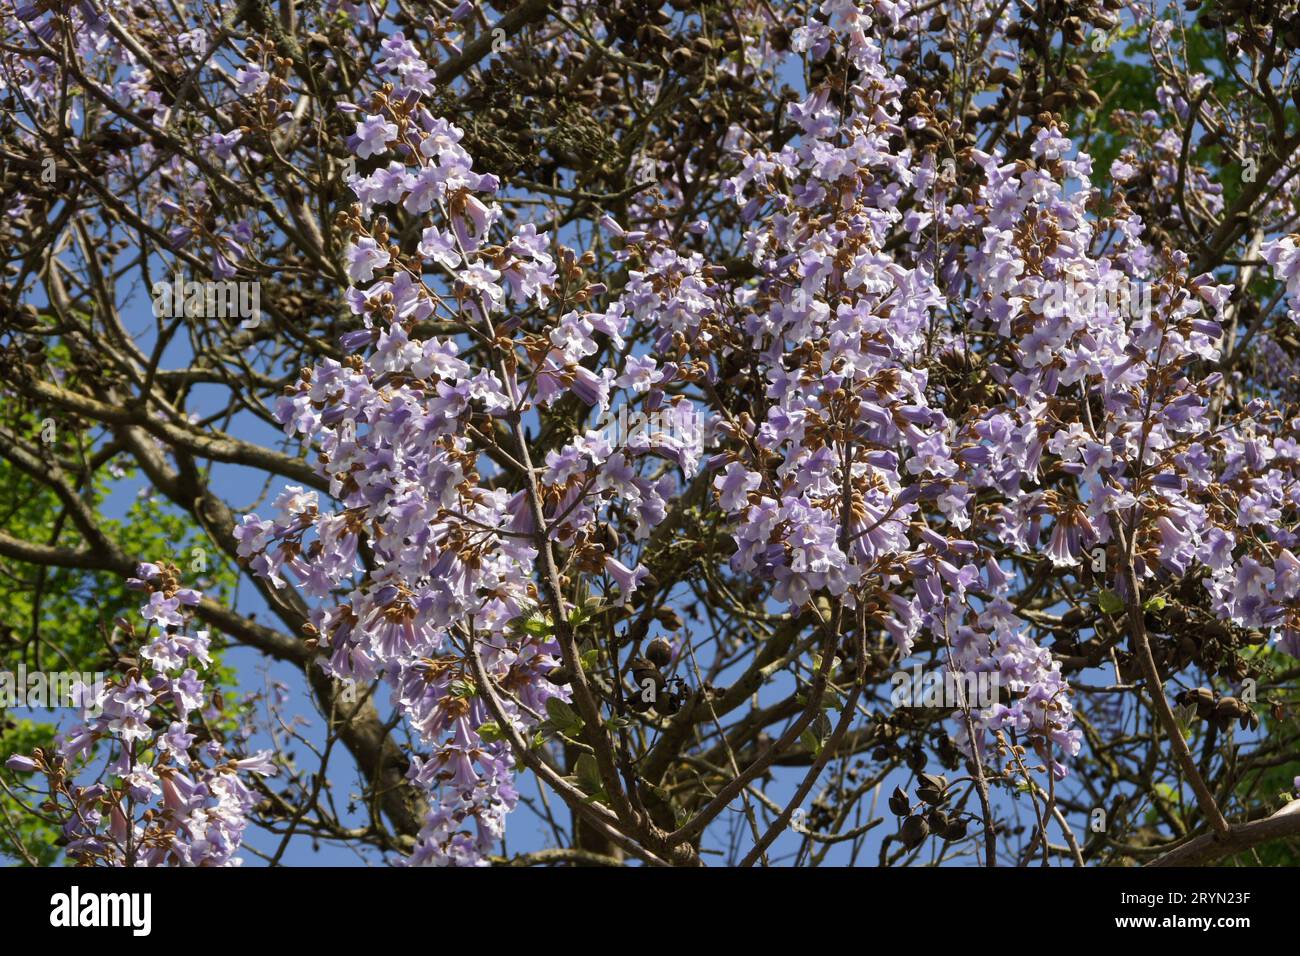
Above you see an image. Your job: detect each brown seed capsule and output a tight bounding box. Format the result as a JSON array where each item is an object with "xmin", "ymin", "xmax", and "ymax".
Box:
[
  {"xmin": 653, "ymin": 607, "xmax": 683, "ymax": 631},
  {"xmin": 888, "ymin": 785, "xmax": 911, "ymax": 816},
  {"xmin": 900, "ymin": 814, "xmax": 930, "ymax": 848},
  {"xmin": 918, "ymin": 772, "xmax": 948, "ymax": 792},
  {"xmin": 646, "ymin": 638, "xmax": 673, "ymax": 668},
  {"xmin": 1061, "ymin": 606, "xmax": 1090, "ymax": 629},
  {"xmin": 1213, "ymin": 697, "xmax": 1239, "ymax": 721},
  {"xmin": 654, "ymin": 692, "xmax": 681, "ymax": 716},
  {"xmin": 1043, "ymin": 91, "xmax": 1071, "ymax": 112},
  {"xmin": 917, "ymin": 783, "xmax": 947, "ymax": 806},
  {"xmin": 944, "ymin": 817, "xmax": 969, "ymax": 840},
  {"xmin": 628, "ymin": 656, "xmax": 662, "ymax": 687}
]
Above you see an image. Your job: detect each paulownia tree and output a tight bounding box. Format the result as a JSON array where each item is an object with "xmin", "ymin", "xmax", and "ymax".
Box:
[{"xmin": 2, "ymin": 0, "xmax": 1300, "ymax": 866}]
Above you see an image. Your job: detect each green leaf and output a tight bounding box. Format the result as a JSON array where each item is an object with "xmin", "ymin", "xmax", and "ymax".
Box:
[
  {"xmin": 1098, "ymin": 589, "xmax": 1125, "ymax": 615},
  {"xmin": 811, "ymin": 652, "xmax": 841, "ymax": 673},
  {"xmin": 545, "ymin": 697, "xmax": 578, "ymax": 724},
  {"xmin": 570, "ymin": 599, "xmax": 607, "ymax": 629},
  {"xmin": 543, "ymin": 697, "xmax": 583, "ymax": 736},
  {"xmin": 580, "ymin": 648, "xmax": 600, "ymax": 672},
  {"xmin": 574, "ymin": 753, "xmax": 602, "ymax": 793},
  {"xmin": 1143, "ymin": 596, "xmax": 1166, "ymax": 612},
  {"xmin": 811, "ymin": 710, "xmax": 833, "ymax": 743},
  {"xmin": 476, "ymin": 721, "xmax": 503, "ymax": 743},
  {"xmin": 800, "ymin": 728, "xmax": 825, "ymax": 758},
  {"xmin": 522, "ymin": 614, "xmax": 553, "ymax": 637}
]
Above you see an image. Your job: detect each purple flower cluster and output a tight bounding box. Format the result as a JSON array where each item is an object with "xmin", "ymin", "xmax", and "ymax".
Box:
[
  {"xmin": 686, "ymin": 7, "xmax": 1298, "ymax": 778},
  {"xmin": 237, "ymin": 4, "xmax": 1300, "ymax": 838},
  {"xmin": 236, "ymin": 80, "xmax": 708, "ymax": 864},
  {"xmin": 5, "ymin": 564, "xmax": 275, "ymax": 866}
]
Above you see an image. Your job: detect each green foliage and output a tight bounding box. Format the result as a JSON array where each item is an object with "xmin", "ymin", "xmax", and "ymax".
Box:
[
  {"xmin": 0, "ymin": 440, "xmax": 239, "ymax": 865},
  {"xmin": 1223, "ymin": 646, "xmax": 1300, "ymax": 866},
  {"xmin": 0, "ymin": 720, "xmax": 59, "ymax": 866}
]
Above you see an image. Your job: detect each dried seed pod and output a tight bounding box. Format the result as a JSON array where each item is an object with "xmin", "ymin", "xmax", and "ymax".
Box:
[
  {"xmin": 646, "ymin": 638, "xmax": 673, "ymax": 668},
  {"xmin": 900, "ymin": 814, "xmax": 930, "ymax": 848},
  {"xmin": 1061, "ymin": 606, "xmax": 1091, "ymax": 629},
  {"xmin": 918, "ymin": 772, "xmax": 948, "ymax": 792},
  {"xmin": 1043, "ymin": 91, "xmax": 1071, "ymax": 112},
  {"xmin": 888, "ymin": 785, "xmax": 911, "ymax": 816},
  {"xmin": 917, "ymin": 783, "xmax": 947, "ymax": 805},
  {"xmin": 628, "ymin": 656, "xmax": 661, "ymax": 687},
  {"xmin": 943, "ymin": 817, "xmax": 969, "ymax": 840},
  {"xmin": 654, "ymin": 692, "xmax": 681, "ymax": 716},
  {"xmin": 1213, "ymin": 697, "xmax": 1240, "ymax": 722},
  {"xmin": 653, "ymin": 607, "xmax": 683, "ymax": 631}
]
